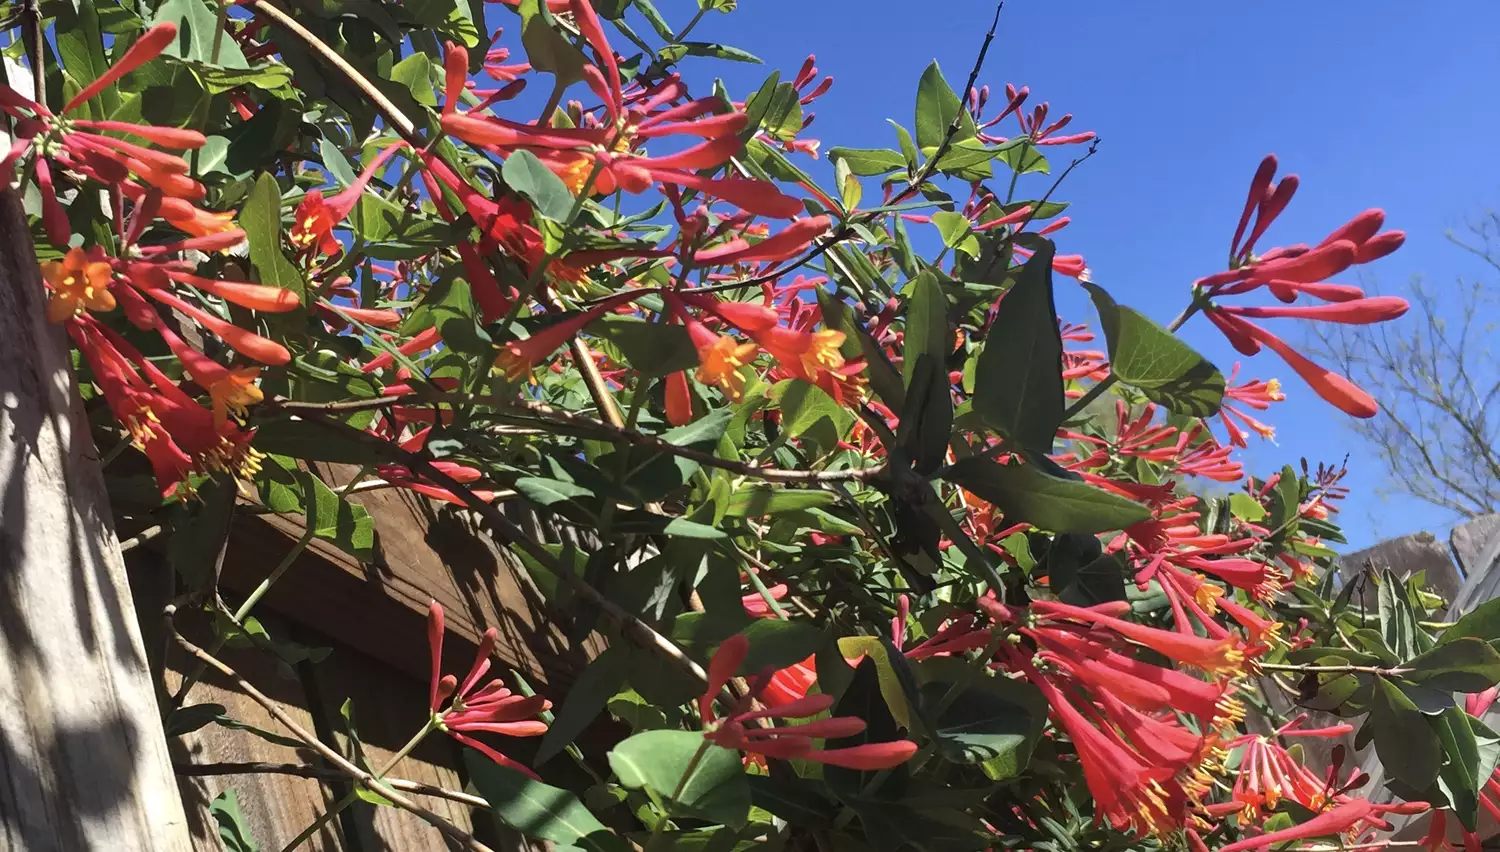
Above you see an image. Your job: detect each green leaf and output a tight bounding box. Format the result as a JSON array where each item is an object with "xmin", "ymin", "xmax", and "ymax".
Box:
[
  {"xmin": 895, "ymin": 270, "xmax": 953, "ymax": 475},
  {"xmin": 1407, "ymin": 638, "xmax": 1500, "ymax": 694},
  {"xmin": 536, "ymin": 645, "xmax": 628, "ymax": 765},
  {"xmin": 747, "ymin": 775, "xmax": 837, "ymax": 829},
  {"xmin": 724, "ymin": 486, "xmax": 837, "ymax": 517},
  {"xmin": 661, "ymin": 42, "xmax": 762, "ymax": 64},
  {"xmin": 165, "ymin": 703, "xmax": 228, "ymax": 737},
  {"xmin": 735, "ymin": 619, "xmax": 824, "ymax": 674},
  {"xmin": 974, "ymin": 242, "xmax": 1065, "ymax": 453},
  {"xmin": 919, "ymin": 663, "xmax": 1046, "ymax": 773},
  {"xmin": 389, "ymin": 52, "xmax": 437, "ymax": 105},
  {"xmin": 1379, "ymin": 567, "xmax": 1421, "ymax": 661},
  {"xmin": 518, "ymin": 0, "xmax": 586, "ymax": 87},
  {"xmin": 901, "ymin": 270, "xmax": 948, "ymax": 388},
  {"xmin": 152, "ymin": 0, "xmax": 249, "ymax": 67},
  {"xmin": 465, "ymin": 754, "xmax": 628, "ymax": 851},
  {"xmin": 1371, "ymin": 676, "xmax": 1442, "ymax": 790},
  {"xmin": 995, "ymin": 139, "xmax": 1048, "ymax": 175},
  {"xmin": 210, "ymin": 789, "xmax": 260, "ymax": 852},
  {"xmin": 515, "ymin": 477, "xmax": 594, "ymax": 506},
  {"xmin": 242, "ymin": 173, "xmax": 307, "ymax": 302},
  {"xmin": 54, "ymin": 2, "xmax": 114, "ymax": 119},
  {"xmin": 890, "ymin": 119, "xmax": 919, "ymax": 169},
  {"xmin": 504, "ymin": 149, "xmax": 576, "ymax": 221},
  {"xmin": 1433, "ymin": 705, "xmax": 1486, "ymax": 829},
  {"xmin": 1084, "ymin": 283, "xmax": 1224, "ymax": 416},
  {"xmin": 253, "ymin": 456, "xmax": 374, "ymax": 560},
  {"xmin": 824, "ymin": 656, "xmax": 911, "ymax": 801},
  {"xmin": 188, "ymin": 60, "xmax": 292, "ymax": 94},
  {"xmin": 1229, "ymin": 492, "xmax": 1268, "ymax": 522},
  {"xmin": 1441, "ymin": 598, "xmax": 1500, "ymax": 647},
  {"xmin": 594, "ymin": 317, "xmax": 697, "ymax": 376},
  {"xmin": 771, "ymin": 379, "xmax": 853, "ymax": 456},
  {"xmin": 931, "ymin": 211, "xmax": 979, "ymax": 257},
  {"xmin": 608, "ymin": 730, "xmax": 751, "ymax": 829},
  {"xmin": 827, "ymin": 147, "xmax": 907, "ymax": 177},
  {"xmin": 944, "ymin": 456, "xmax": 1152, "ymax": 534},
  {"xmin": 913, "ymin": 60, "xmax": 976, "ymax": 152}
]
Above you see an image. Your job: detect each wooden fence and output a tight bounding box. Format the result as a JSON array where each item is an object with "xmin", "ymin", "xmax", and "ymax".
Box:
[{"xmin": 120, "ymin": 463, "xmax": 608, "ymax": 851}]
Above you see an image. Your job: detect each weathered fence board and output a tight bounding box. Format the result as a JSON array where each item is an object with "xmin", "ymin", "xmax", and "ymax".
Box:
[{"xmin": 0, "ymin": 188, "xmax": 193, "ymax": 851}]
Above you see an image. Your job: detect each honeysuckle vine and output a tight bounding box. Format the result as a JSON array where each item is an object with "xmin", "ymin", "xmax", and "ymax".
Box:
[{"xmin": 6, "ymin": 1, "xmax": 1496, "ymax": 851}]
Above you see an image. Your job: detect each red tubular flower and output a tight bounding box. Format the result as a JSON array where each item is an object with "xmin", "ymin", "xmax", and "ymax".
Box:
[
  {"xmin": 1212, "ymin": 310, "xmax": 1378, "ymax": 417},
  {"xmin": 290, "ymin": 142, "xmax": 408, "ymax": 257},
  {"xmin": 699, "ymin": 635, "xmax": 916, "ymax": 769},
  {"xmin": 665, "ymin": 370, "xmax": 693, "ymax": 426},
  {"xmin": 0, "ymin": 23, "xmax": 235, "ymax": 246},
  {"xmin": 1197, "ymin": 156, "xmax": 1407, "ymax": 418},
  {"xmin": 494, "ymin": 291, "xmax": 638, "ymax": 381},
  {"xmin": 69, "ymin": 316, "xmax": 261, "ymax": 496},
  {"xmin": 694, "ymin": 216, "xmax": 831, "ymax": 266},
  {"xmin": 1005, "ymin": 648, "xmax": 1188, "ymax": 837},
  {"xmin": 1031, "ymin": 599, "xmax": 1247, "ymax": 676},
  {"xmin": 1219, "ymin": 799, "xmax": 1376, "ymax": 852},
  {"xmin": 426, "ymin": 602, "xmax": 549, "ymax": 778},
  {"xmin": 439, "ymin": 14, "xmax": 803, "ymax": 218}
]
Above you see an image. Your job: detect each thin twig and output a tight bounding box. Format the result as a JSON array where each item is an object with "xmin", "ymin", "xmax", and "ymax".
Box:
[
  {"xmin": 248, "ymin": 0, "xmax": 418, "ymax": 143},
  {"xmin": 172, "ymin": 762, "xmax": 490, "ymax": 810},
  {"xmin": 119, "ymin": 524, "xmax": 165, "ymax": 552},
  {"xmin": 1258, "ymin": 663, "xmax": 1410, "ymax": 677},
  {"xmin": 165, "ymin": 606, "xmax": 497, "ymax": 852}
]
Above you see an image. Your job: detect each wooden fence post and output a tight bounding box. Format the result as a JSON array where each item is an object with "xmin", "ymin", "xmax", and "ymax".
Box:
[{"xmin": 0, "ymin": 189, "xmax": 192, "ymax": 851}]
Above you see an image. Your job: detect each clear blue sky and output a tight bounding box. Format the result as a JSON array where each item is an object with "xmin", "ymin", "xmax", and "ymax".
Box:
[{"xmin": 630, "ymin": 0, "xmax": 1500, "ymax": 551}]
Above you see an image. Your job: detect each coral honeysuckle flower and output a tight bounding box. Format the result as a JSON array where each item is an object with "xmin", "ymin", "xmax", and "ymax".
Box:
[
  {"xmin": 493, "ymin": 291, "xmax": 638, "ymax": 381},
  {"xmin": 427, "ymin": 602, "xmax": 549, "ymax": 779},
  {"xmin": 1030, "ymin": 599, "xmax": 1247, "ymax": 676},
  {"xmin": 290, "ymin": 142, "xmax": 409, "ymax": 257},
  {"xmin": 1209, "ymin": 309, "xmax": 1378, "ymax": 418},
  {"xmin": 0, "ymin": 24, "xmax": 227, "ymax": 246},
  {"xmin": 152, "ymin": 319, "xmax": 264, "ymax": 429},
  {"xmin": 681, "ymin": 314, "xmax": 758, "ymax": 401},
  {"xmin": 439, "ymin": 6, "xmax": 803, "ymax": 219},
  {"xmin": 1218, "ymin": 363, "xmax": 1284, "ymax": 448},
  {"xmin": 664, "ymin": 370, "xmax": 694, "ymax": 426},
  {"xmin": 1196, "ymin": 156, "xmax": 1409, "ymax": 418},
  {"xmin": 42, "ymin": 247, "xmax": 116, "ymax": 322},
  {"xmin": 41, "ymin": 221, "xmax": 299, "ymax": 366},
  {"xmin": 69, "ymin": 316, "xmax": 261, "ymax": 497},
  {"xmin": 699, "ymin": 634, "xmax": 917, "ymax": 770},
  {"xmin": 1003, "ymin": 647, "xmax": 1189, "ymax": 838},
  {"xmin": 693, "ymin": 216, "xmax": 832, "ymax": 267}
]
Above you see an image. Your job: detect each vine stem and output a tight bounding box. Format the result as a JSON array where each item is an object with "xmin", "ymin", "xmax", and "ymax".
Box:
[
  {"xmin": 174, "ymin": 762, "xmax": 489, "ymax": 808},
  {"xmin": 1257, "ymin": 663, "xmax": 1411, "ymax": 676},
  {"xmin": 248, "ymin": 0, "xmax": 418, "ymax": 142}
]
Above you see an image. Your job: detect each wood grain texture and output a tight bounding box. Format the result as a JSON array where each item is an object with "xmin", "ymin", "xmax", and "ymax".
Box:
[
  {"xmin": 128, "ymin": 568, "xmax": 348, "ymax": 852},
  {"xmin": 218, "ymin": 462, "xmax": 599, "ymax": 693},
  {"xmin": 0, "ymin": 188, "xmax": 193, "ymax": 851}
]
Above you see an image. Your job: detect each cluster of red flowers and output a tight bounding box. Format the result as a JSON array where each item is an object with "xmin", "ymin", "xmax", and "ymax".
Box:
[
  {"xmin": 426, "ymin": 602, "xmax": 549, "ymax": 776},
  {"xmin": 1199, "ymin": 155, "xmax": 1408, "ymax": 417}
]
